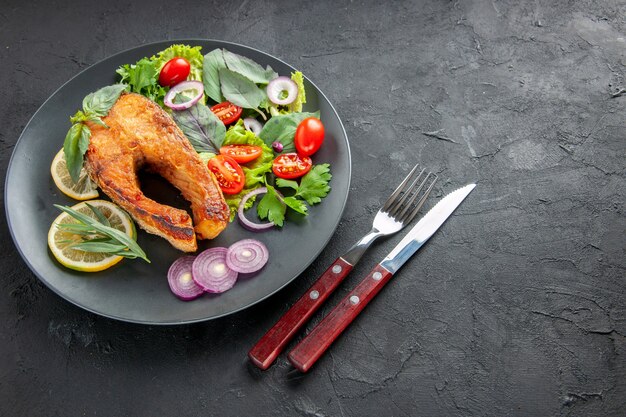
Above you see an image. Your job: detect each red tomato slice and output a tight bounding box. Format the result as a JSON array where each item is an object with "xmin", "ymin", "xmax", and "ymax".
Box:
[
  {"xmin": 294, "ymin": 117, "xmax": 325, "ymax": 156},
  {"xmin": 207, "ymin": 155, "xmax": 245, "ymax": 195},
  {"xmin": 219, "ymin": 145, "xmax": 263, "ymax": 164},
  {"xmin": 158, "ymin": 57, "xmax": 191, "ymax": 87},
  {"xmin": 210, "ymin": 102, "xmax": 243, "ymax": 125},
  {"xmin": 272, "ymin": 153, "xmax": 312, "ymax": 179}
]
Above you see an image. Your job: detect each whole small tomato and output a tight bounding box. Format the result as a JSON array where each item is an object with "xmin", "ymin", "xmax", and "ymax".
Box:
[
  {"xmin": 294, "ymin": 117, "xmax": 325, "ymax": 156},
  {"xmin": 159, "ymin": 57, "xmax": 191, "ymax": 87}
]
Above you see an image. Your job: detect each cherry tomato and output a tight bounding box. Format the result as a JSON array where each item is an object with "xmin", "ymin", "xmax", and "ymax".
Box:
[
  {"xmin": 294, "ymin": 117, "xmax": 325, "ymax": 156},
  {"xmin": 158, "ymin": 57, "xmax": 191, "ymax": 87},
  {"xmin": 219, "ymin": 145, "xmax": 263, "ymax": 164},
  {"xmin": 207, "ymin": 155, "xmax": 245, "ymax": 195},
  {"xmin": 210, "ymin": 102, "xmax": 243, "ymax": 125},
  {"xmin": 272, "ymin": 153, "xmax": 312, "ymax": 179}
]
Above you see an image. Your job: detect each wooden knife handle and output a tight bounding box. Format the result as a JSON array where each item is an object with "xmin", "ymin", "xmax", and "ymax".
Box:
[
  {"xmin": 248, "ymin": 257, "xmax": 353, "ymax": 370},
  {"xmin": 287, "ymin": 264, "xmax": 393, "ymax": 373}
]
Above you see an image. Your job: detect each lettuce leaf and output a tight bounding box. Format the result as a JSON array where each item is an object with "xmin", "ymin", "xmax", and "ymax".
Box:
[
  {"xmin": 220, "ymin": 120, "xmax": 274, "ymax": 220},
  {"xmin": 288, "ymin": 71, "xmax": 306, "ymax": 113}
]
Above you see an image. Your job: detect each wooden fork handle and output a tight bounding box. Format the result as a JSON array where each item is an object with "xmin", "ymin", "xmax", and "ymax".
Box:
[
  {"xmin": 287, "ymin": 264, "xmax": 393, "ymax": 373},
  {"xmin": 248, "ymin": 257, "xmax": 353, "ymax": 370}
]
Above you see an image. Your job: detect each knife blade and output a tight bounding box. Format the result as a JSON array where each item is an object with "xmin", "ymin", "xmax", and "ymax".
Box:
[{"xmin": 287, "ymin": 183, "xmax": 476, "ymax": 372}]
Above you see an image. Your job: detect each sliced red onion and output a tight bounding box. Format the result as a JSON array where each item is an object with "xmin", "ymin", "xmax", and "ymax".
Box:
[
  {"xmin": 167, "ymin": 256, "xmax": 204, "ymax": 301},
  {"xmin": 243, "ymin": 118, "xmax": 263, "ymax": 135},
  {"xmin": 163, "ymin": 80, "xmax": 204, "ymax": 110},
  {"xmin": 237, "ymin": 187, "xmax": 276, "ymax": 231},
  {"xmin": 192, "ymin": 248, "xmax": 238, "ymax": 293},
  {"xmin": 272, "ymin": 141, "xmax": 284, "ymax": 153},
  {"xmin": 266, "ymin": 76, "xmax": 298, "ymax": 105},
  {"xmin": 226, "ymin": 239, "xmax": 269, "ymax": 274}
]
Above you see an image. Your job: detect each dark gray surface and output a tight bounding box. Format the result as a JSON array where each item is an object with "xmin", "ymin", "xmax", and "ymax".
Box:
[{"xmin": 1, "ymin": 0, "xmax": 624, "ymax": 416}]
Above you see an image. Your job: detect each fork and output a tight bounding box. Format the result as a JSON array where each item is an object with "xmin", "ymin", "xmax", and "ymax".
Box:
[{"xmin": 248, "ymin": 164, "xmax": 437, "ymax": 370}]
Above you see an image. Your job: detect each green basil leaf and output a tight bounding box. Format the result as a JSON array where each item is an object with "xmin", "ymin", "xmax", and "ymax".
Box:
[
  {"xmin": 222, "ymin": 49, "xmax": 278, "ymax": 84},
  {"xmin": 82, "ymin": 84, "xmax": 128, "ymax": 117},
  {"xmin": 203, "ymin": 49, "xmax": 226, "ymax": 103},
  {"xmin": 219, "ymin": 68, "xmax": 265, "ymax": 109},
  {"xmin": 258, "ymin": 111, "xmax": 320, "ymax": 153},
  {"xmin": 63, "ymin": 123, "xmax": 91, "ymax": 183},
  {"xmin": 172, "ymin": 102, "xmax": 225, "ymax": 153}
]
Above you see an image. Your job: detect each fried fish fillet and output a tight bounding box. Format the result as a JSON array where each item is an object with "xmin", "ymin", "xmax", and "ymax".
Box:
[{"xmin": 85, "ymin": 93, "xmax": 229, "ymax": 252}]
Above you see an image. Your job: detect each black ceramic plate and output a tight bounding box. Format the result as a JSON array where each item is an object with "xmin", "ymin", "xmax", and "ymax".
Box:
[{"xmin": 5, "ymin": 40, "xmax": 351, "ymax": 325}]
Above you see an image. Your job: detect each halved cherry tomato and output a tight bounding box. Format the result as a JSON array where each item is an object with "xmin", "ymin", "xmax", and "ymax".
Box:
[
  {"xmin": 294, "ymin": 117, "xmax": 325, "ymax": 156},
  {"xmin": 210, "ymin": 101, "xmax": 243, "ymax": 125},
  {"xmin": 219, "ymin": 145, "xmax": 263, "ymax": 164},
  {"xmin": 272, "ymin": 153, "xmax": 312, "ymax": 179},
  {"xmin": 207, "ymin": 155, "xmax": 245, "ymax": 195},
  {"xmin": 158, "ymin": 57, "xmax": 191, "ymax": 87}
]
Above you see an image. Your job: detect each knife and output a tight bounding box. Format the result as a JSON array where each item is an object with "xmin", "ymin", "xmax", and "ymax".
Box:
[{"xmin": 287, "ymin": 183, "xmax": 476, "ymax": 372}]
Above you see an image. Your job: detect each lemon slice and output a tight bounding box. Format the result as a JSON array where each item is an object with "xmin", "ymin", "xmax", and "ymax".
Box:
[
  {"xmin": 50, "ymin": 149, "xmax": 99, "ymax": 200},
  {"xmin": 48, "ymin": 200, "xmax": 137, "ymax": 272}
]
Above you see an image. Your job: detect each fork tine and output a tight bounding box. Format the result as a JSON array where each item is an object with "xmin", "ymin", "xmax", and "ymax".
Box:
[
  {"xmin": 391, "ymin": 171, "xmax": 431, "ymax": 219},
  {"xmin": 397, "ymin": 173, "xmax": 437, "ymax": 224},
  {"xmin": 386, "ymin": 168, "xmax": 427, "ymax": 216},
  {"xmin": 381, "ymin": 163, "xmax": 421, "ymax": 212}
]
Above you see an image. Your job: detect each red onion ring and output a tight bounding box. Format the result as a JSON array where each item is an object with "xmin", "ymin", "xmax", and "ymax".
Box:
[
  {"xmin": 237, "ymin": 187, "xmax": 277, "ymax": 231},
  {"xmin": 266, "ymin": 76, "xmax": 298, "ymax": 105},
  {"xmin": 243, "ymin": 118, "xmax": 263, "ymax": 135},
  {"xmin": 226, "ymin": 239, "xmax": 269, "ymax": 274},
  {"xmin": 167, "ymin": 256, "xmax": 204, "ymax": 301},
  {"xmin": 163, "ymin": 80, "xmax": 204, "ymax": 110},
  {"xmin": 192, "ymin": 247, "xmax": 238, "ymax": 293}
]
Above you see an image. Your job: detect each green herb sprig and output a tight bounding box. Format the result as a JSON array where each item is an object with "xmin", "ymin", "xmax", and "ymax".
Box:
[
  {"xmin": 54, "ymin": 203, "xmax": 150, "ymax": 263},
  {"xmin": 63, "ymin": 84, "xmax": 128, "ymax": 183}
]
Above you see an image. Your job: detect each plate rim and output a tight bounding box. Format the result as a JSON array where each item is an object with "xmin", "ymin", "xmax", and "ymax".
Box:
[{"xmin": 4, "ymin": 39, "xmax": 352, "ymax": 325}]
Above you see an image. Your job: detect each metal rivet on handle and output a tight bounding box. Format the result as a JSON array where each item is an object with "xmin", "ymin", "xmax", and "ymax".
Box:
[
  {"xmin": 372, "ymin": 272, "xmax": 383, "ymax": 281},
  {"xmin": 349, "ymin": 296, "xmax": 360, "ymax": 305},
  {"xmin": 332, "ymin": 265, "xmax": 342, "ymax": 274},
  {"xmin": 309, "ymin": 290, "xmax": 319, "ymax": 300}
]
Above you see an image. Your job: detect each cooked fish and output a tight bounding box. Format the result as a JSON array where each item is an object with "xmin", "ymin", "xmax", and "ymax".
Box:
[{"xmin": 85, "ymin": 92, "xmax": 229, "ymax": 252}]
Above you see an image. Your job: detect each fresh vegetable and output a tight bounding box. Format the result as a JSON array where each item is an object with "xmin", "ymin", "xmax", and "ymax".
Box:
[
  {"xmin": 237, "ymin": 187, "xmax": 277, "ymax": 231},
  {"xmin": 219, "ymin": 145, "xmax": 262, "ymax": 163},
  {"xmin": 116, "ymin": 58, "xmax": 166, "ymax": 106},
  {"xmin": 257, "ymin": 185, "xmax": 288, "ymax": 227},
  {"xmin": 192, "ymin": 247, "xmax": 238, "ymax": 293},
  {"xmin": 172, "ymin": 102, "xmax": 225, "ymax": 153},
  {"xmin": 288, "ymin": 71, "xmax": 306, "ymax": 113},
  {"xmin": 266, "ymin": 76, "xmax": 298, "ymax": 105},
  {"xmin": 222, "ymin": 49, "xmax": 278, "ymax": 84},
  {"xmin": 210, "ymin": 101, "xmax": 243, "ymax": 125},
  {"xmin": 225, "ymin": 239, "xmax": 269, "ymax": 273},
  {"xmin": 276, "ymin": 163, "xmax": 332, "ymax": 205},
  {"xmin": 219, "ymin": 67, "xmax": 266, "ymax": 110},
  {"xmin": 159, "ymin": 57, "xmax": 191, "ymax": 87},
  {"xmin": 163, "ymin": 80, "xmax": 204, "ymax": 110},
  {"xmin": 208, "ymin": 154, "xmax": 245, "ymax": 195},
  {"xmin": 202, "ymin": 49, "xmax": 227, "ymax": 103},
  {"xmin": 294, "ymin": 117, "xmax": 325, "ymax": 156},
  {"xmin": 243, "ymin": 117, "xmax": 263, "ymax": 135},
  {"xmin": 219, "ymin": 120, "xmax": 275, "ymax": 219},
  {"xmin": 272, "ymin": 153, "xmax": 312, "ymax": 179},
  {"xmin": 151, "ymin": 44, "xmax": 203, "ymax": 82},
  {"xmin": 167, "ymin": 256, "xmax": 204, "ymax": 301},
  {"xmin": 272, "ymin": 141, "xmax": 284, "ymax": 153},
  {"xmin": 258, "ymin": 111, "xmax": 320, "ymax": 153},
  {"xmin": 64, "ymin": 84, "xmax": 128, "ymax": 183}
]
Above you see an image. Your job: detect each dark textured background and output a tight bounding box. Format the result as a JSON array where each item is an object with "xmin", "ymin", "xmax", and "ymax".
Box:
[{"xmin": 1, "ymin": 0, "xmax": 625, "ymax": 416}]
